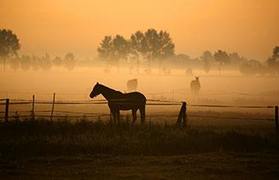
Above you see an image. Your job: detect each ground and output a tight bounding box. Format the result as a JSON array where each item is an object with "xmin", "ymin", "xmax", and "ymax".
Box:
[{"xmin": 1, "ymin": 153, "xmax": 279, "ymax": 179}]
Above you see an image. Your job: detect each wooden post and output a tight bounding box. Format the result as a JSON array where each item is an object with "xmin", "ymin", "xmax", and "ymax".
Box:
[
  {"xmin": 50, "ymin": 93, "xmax": 56, "ymax": 121},
  {"xmin": 31, "ymin": 95, "xmax": 35, "ymax": 120},
  {"xmin": 177, "ymin": 102, "xmax": 187, "ymax": 128},
  {"xmin": 5, "ymin": 98, "xmax": 9, "ymax": 123},
  {"xmin": 275, "ymin": 106, "xmax": 278, "ymax": 132}
]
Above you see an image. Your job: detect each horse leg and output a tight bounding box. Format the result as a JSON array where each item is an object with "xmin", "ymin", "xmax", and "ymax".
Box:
[
  {"xmin": 132, "ymin": 109, "xmax": 137, "ymax": 125},
  {"xmin": 111, "ymin": 109, "xmax": 117, "ymax": 124},
  {"xmin": 109, "ymin": 108, "xmax": 113, "ymax": 124},
  {"xmin": 139, "ymin": 106, "xmax": 145, "ymax": 124},
  {"xmin": 116, "ymin": 110, "xmax": 120, "ymax": 124}
]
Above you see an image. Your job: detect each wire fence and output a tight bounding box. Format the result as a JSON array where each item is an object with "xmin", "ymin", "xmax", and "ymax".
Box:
[{"xmin": 0, "ymin": 95, "xmax": 278, "ymax": 131}]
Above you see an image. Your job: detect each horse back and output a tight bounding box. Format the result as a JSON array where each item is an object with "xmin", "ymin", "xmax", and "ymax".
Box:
[{"xmin": 123, "ymin": 92, "xmax": 146, "ymax": 102}]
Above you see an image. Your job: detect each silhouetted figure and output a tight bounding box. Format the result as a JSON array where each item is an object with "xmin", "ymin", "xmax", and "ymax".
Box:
[
  {"xmin": 127, "ymin": 79, "xmax": 138, "ymax": 92},
  {"xmin": 190, "ymin": 77, "xmax": 201, "ymax": 95},
  {"xmin": 90, "ymin": 83, "xmax": 146, "ymax": 125}
]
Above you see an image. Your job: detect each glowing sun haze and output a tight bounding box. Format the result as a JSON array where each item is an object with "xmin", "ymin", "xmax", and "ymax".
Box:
[{"xmin": 1, "ymin": 0, "xmax": 278, "ymax": 60}]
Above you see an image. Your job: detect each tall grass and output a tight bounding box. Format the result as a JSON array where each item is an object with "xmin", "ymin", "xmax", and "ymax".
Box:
[{"xmin": 0, "ymin": 119, "xmax": 278, "ymax": 159}]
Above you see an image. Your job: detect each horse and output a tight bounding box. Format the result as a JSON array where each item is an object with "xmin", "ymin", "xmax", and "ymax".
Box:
[
  {"xmin": 89, "ymin": 83, "xmax": 146, "ymax": 125},
  {"xmin": 127, "ymin": 78, "xmax": 138, "ymax": 92},
  {"xmin": 190, "ymin": 76, "xmax": 201, "ymax": 95}
]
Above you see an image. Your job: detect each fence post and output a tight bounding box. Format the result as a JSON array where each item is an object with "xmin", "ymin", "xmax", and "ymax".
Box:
[
  {"xmin": 177, "ymin": 101, "xmax": 187, "ymax": 128},
  {"xmin": 50, "ymin": 93, "xmax": 56, "ymax": 121},
  {"xmin": 31, "ymin": 95, "xmax": 35, "ymax": 120},
  {"xmin": 5, "ymin": 98, "xmax": 9, "ymax": 123},
  {"xmin": 275, "ymin": 106, "xmax": 278, "ymax": 132}
]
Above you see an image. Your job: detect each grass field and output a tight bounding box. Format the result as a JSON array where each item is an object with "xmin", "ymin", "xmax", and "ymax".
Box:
[{"xmin": 0, "ymin": 119, "xmax": 279, "ymax": 179}]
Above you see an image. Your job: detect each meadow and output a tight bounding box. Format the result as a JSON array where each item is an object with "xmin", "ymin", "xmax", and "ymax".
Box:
[
  {"xmin": 0, "ymin": 118, "xmax": 279, "ymax": 179},
  {"xmin": 1, "ymin": 66, "xmax": 279, "ymax": 179}
]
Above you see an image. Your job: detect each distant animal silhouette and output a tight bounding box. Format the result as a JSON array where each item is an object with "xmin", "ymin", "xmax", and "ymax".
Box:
[
  {"xmin": 90, "ymin": 83, "xmax": 146, "ymax": 124},
  {"xmin": 190, "ymin": 77, "xmax": 201, "ymax": 95},
  {"xmin": 127, "ymin": 79, "xmax": 138, "ymax": 91}
]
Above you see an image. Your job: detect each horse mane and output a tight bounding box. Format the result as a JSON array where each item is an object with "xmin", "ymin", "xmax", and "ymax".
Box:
[{"xmin": 98, "ymin": 83, "xmax": 123, "ymax": 95}]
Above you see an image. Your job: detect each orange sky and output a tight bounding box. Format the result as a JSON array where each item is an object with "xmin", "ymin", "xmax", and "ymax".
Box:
[{"xmin": 1, "ymin": 0, "xmax": 278, "ymax": 60}]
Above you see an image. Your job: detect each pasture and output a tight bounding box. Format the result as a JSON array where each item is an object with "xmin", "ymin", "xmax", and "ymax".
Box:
[{"xmin": 1, "ymin": 66, "xmax": 279, "ymax": 179}]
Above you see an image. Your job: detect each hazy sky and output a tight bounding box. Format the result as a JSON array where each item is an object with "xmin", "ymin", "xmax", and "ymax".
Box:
[{"xmin": 1, "ymin": 0, "xmax": 278, "ymax": 60}]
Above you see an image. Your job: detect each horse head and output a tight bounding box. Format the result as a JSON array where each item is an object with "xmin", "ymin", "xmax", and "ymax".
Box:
[
  {"xmin": 195, "ymin": 76, "xmax": 199, "ymax": 81},
  {"xmin": 89, "ymin": 82, "xmax": 102, "ymax": 98}
]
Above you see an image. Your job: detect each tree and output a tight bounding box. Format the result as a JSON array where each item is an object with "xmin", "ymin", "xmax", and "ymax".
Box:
[
  {"xmin": 201, "ymin": 51, "xmax": 214, "ymax": 73},
  {"xmin": 130, "ymin": 31, "xmax": 146, "ymax": 59},
  {"xmin": 214, "ymin": 50, "xmax": 230, "ymax": 65},
  {"xmin": 97, "ymin": 35, "xmax": 130, "ymax": 63},
  {"xmin": 0, "ymin": 29, "xmax": 20, "ymax": 71},
  {"xmin": 240, "ymin": 59, "xmax": 263, "ymax": 75},
  {"xmin": 64, "ymin": 52, "xmax": 76, "ymax": 70},
  {"xmin": 97, "ymin": 36, "xmax": 113, "ymax": 60},
  {"xmin": 143, "ymin": 29, "xmax": 175, "ymax": 60},
  {"xmin": 111, "ymin": 35, "xmax": 130, "ymax": 61},
  {"xmin": 273, "ymin": 46, "xmax": 279, "ymax": 58},
  {"xmin": 266, "ymin": 46, "xmax": 279, "ymax": 74}
]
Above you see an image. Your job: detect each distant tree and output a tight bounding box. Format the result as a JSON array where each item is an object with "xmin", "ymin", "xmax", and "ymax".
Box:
[
  {"xmin": 97, "ymin": 36, "xmax": 113, "ymax": 60},
  {"xmin": 130, "ymin": 31, "xmax": 146, "ymax": 60},
  {"xmin": 201, "ymin": 51, "xmax": 214, "ymax": 73},
  {"xmin": 97, "ymin": 35, "xmax": 130, "ymax": 63},
  {"xmin": 240, "ymin": 59, "xmax": 263, "ymax": 75},
  {"xmin": 20, "ymin": 55, "xmax": 31, "ymax": 71},
  {"xmin": 214, "ymin": 50, "xmax": 230, "ymax": 65},
  {"xmin": 0, "ymin": 29, "xmax": 20, "ymax": 71},
  {"xmin": 53, "ymin": 56, "xmax": 63, "ymax": 66},
  {"xmin": 64, "ymin": 52, "xmax": 76, "ymax": 70},
  {"xmin": 143, "ymin": 29, "xmax": 175, "ymax": 60},
  {"xmin": 111, "ymin": 35, "xmax": 130, "ymax": 61},
  {"xmin": 273, "ymin": 46, "xmax": 279, "ymax": 58},
  {"xmin": 266, "ymin": 46, "xmax": 279, "ymax": 74},
  {"xmin": 229, "ymin": 52, "xmax": 244, "ymax": 65}
]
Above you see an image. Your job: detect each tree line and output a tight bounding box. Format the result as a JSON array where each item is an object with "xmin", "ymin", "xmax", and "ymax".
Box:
[
  {"xmin": 1, "ymin": 28, "xmax": 279, "ymax": 75},
  {"xmin": 97, "ymin": 29, "xmax": 175, "ymax": 63}
]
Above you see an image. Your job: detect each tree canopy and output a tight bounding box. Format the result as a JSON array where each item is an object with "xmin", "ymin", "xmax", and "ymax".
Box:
[
  {"xmin": 97, "ymin": 29, "xmax": 175, "ymax": 62},
  {"xmin": 0, "ymin": 29, "xmax": 20, "ymax": 58}
]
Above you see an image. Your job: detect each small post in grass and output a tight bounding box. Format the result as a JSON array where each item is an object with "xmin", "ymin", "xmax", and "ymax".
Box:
[
  {"xmin": 5, "ymin": 98, "xmax": 9, "ymax": 123},
  {"xmin": 275, "ymin": 106, "xmax": 278, "ymax": 133},
  {"xmin": 50, "ymin": 93, "xmax": 56, "ymax": 121},
  {"xmin": 177, "ymin": 101, "xmax": 187, "ymax": 128},
  {"xmin": 31, "ymin": 94, "xmax": 35, "ymax": 120}
]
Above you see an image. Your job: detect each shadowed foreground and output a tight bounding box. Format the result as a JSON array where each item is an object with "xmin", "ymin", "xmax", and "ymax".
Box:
[{"xmin": 0, "ymin": 119, "xmax": 279, "ymax": 179}]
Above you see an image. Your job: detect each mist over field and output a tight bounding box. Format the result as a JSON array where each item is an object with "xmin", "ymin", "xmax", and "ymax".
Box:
[{"xmin": 1, "ymin": 62, "xmax": 279, "ymax": 105}]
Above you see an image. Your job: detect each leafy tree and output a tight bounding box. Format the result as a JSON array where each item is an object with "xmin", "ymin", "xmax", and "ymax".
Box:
[
  {"xmin": 201, "ymin": 51, "xmax": 214, "ymax": 73},
  {"xmin": 130, "ymin": 31, "xmax": 146, "ymax": 59},
  {"xmin": 0, "ymin": 29, "xmax": 20, "ymax": 58},
  {"xmin": 97, "ymin": 36, "xmax": 113, "ymax": 60},
  {"xmin": 214, "ymin": 50, "xmax": 230, "ymax": 65},
  {"xmin": 0, "ymin": 29, "xmax": 20, "ymax": 71},
  {"xmin": 111, "ymin": 35, "xmax": 130, "ymax": 61},
  {"xmin": 273, "ymin": 46, "xmax": 279, "ymax": 58},
  {"xmin": 266, "ymin": 46, "xmax": 279, "ymax": 73},
  {"xmin": 53, "ymin": 56, "xmax": 63, "ymax": 66},
  {"xmin": 240, "ymin": 59, "xmax": 263, "ymax": 75},
  {"xmin": 98, "ymin": 29, "xmax": 175, "ymax": 64},
  {"xmin": 64, "ymin": 52, "xmax": 76, "ymax": 70},
  {"xmin": 143, "ymin": 29, "xmax": 175, "ymax": 60}
]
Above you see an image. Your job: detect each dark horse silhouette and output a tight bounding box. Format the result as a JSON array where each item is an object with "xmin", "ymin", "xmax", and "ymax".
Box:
[{"xmin": 89, "ymin": 83, "xmax": 146, "ymax": 124}]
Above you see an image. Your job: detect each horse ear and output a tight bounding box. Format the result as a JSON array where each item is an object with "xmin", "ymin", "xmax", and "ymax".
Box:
[{"xmin": 97, "ymin": 82, "xmax": 99, "ymax": 85}]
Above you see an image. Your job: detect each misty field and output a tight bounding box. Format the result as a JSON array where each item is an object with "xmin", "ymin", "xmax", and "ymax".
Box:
[{"xmin": 1, "ymin": 66, "xmax": 279, "ymax": 179}]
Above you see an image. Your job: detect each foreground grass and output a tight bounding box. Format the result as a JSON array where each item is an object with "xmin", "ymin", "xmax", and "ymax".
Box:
[{"xmin": 0, "ymin": 119, "xmax": 278, "ymax": 159}]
